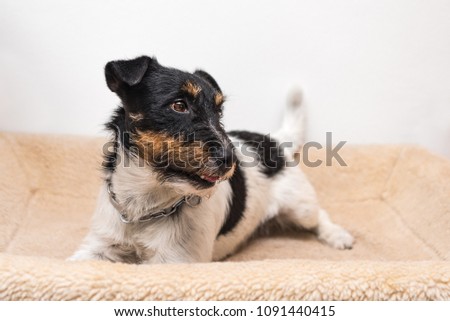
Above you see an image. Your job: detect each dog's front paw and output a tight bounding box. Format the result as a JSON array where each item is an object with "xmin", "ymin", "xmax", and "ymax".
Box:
[
  {"xmin": 66, "ymin": 250, "xmax": 99, "ymax": 261},
  {"xmin": 318, "ymin": 225, "xmax": 354, "ymax": 250}
]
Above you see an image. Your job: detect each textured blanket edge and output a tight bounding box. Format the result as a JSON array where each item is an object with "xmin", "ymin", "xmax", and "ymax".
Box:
[{"xmin": 1, "ymin": 254, "xmax": 449, "ymax": 300}]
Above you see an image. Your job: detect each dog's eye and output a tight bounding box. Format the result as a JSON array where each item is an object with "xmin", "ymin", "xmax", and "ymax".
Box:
[{"xmin": 170, "ymin": 101, "xmax": 188, "ymax": 114}]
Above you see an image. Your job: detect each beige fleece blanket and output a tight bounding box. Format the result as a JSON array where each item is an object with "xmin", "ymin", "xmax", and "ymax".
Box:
[{"xmin": 0, "ymin": 132, "xmax": 449, "ymax": 300}]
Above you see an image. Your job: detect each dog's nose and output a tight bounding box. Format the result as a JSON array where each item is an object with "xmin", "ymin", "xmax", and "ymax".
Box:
[{"xmin": 217, "ymin": 144, "xmax": 235, "ymax": 171}]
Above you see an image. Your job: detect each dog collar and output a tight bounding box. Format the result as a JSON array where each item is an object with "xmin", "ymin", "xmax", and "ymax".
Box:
[{"xmin": 106, "ymin": 180, "xmax": 202, "ymax": 224}]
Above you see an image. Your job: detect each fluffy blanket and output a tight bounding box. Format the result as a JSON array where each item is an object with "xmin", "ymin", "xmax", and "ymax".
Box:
[{"xmin": 0, "ymin": 132, "xmax": 449, "ymax": 300}]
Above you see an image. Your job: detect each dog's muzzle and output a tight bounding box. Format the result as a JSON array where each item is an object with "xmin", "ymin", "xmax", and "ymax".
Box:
[{"xmin": 199, "ymin": 142, "xmax": 236, "ymax": 183}]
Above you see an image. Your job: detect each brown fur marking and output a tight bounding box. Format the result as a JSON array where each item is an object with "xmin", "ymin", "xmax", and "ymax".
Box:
[
  {"xmin": 134, "ymin": 130, "xmax": 208, "ymax": 173},
  {"xmin": 182, "ymin": 80, "xmax": 202, "ymax": 97},
  {"xmin": 134, "ymin": 130, "xmax": 235, "ymax": 180},
  {"xmin": 214, "ymin": 92, "xmax": 225, "ymax": 106}
]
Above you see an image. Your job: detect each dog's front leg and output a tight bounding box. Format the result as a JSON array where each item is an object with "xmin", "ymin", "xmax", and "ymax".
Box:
[
  {"xmin": 142, "ymin": 243, "xmax": 213, "ymax": 264},
  {"xmin": 140, "ymin": 222, "xmax": 216, "ymax": 264},
  {"xmin": 67, "ymin": 234, "xmax": 113, "ymax": 262}
]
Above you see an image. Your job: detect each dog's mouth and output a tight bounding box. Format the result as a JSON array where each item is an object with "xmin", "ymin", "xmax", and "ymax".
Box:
[
  {"xmin": 197, "ymin": 161, "xmax": 236, "ymax": 184},
  {"xmin": 158, "ymin": 161, "xmax": 236, "ymax": 190},
  {"xmin": 176, "ymin": 161, "xmax": 235, "ymax": 188},
  {"xmin": 199, "ymin": 174, "xmax": 222, "ymax": 183}
]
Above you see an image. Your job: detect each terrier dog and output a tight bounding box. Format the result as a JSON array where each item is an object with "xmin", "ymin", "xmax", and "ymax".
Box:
[{"xmin": 69, "ymin": 56, "xmax": 354, "ymax": 264}]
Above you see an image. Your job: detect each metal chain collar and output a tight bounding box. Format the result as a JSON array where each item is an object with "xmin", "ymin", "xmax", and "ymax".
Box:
[{"xmin": 106, "ymin": 180, "xmax": 202, "ymax": 224}]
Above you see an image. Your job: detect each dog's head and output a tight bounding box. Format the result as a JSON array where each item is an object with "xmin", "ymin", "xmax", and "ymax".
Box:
[{"xmin": 105, "ymin": 56, "xmax": 236, "ymax": 190}]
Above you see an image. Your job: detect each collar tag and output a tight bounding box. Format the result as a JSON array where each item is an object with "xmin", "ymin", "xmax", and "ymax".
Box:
[{"xmin": 186, "ymin": 195, "xmax": 202, "ymax": 207}]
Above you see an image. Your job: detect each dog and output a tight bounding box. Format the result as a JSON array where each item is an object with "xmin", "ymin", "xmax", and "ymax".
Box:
[{"xmin": 69, "ymin": 55, "xmax": 354, "ymax": 264}]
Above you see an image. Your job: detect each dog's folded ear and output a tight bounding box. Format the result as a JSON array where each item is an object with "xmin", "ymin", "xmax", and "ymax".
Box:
[
  {"xmin": 194, "ymin": 70, "xmax": 222, "ymax": 93},
  {"xmin": 105, "ymin": 56, "xmax": 153, "ymax": 93}
]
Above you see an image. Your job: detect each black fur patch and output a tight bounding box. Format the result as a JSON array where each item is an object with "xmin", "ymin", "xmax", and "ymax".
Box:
[
  {"xmin": 228, "ymin": 130, "xmax": 285, "ymax": 177},
  {"xmin": 103, "ymin": 107, "xmax": 124, "ymax": 173},
  {"xmin": 218, "ymin": 163, "xmax": 247, "ymax": 236},
  {"xmin": 103, "ymin": 106, "xmax": 138, "ymax": 174}
]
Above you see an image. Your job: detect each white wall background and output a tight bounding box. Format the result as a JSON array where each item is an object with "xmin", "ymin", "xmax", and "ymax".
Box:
[{"xmin": 1, "ymin": 0, "xmax": 449, "ymax": 157}]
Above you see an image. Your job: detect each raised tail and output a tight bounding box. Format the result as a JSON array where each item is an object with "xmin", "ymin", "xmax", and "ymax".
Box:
[{"xmin": 272, "ymin": 89, "xmax": 306, "ymax": 156}]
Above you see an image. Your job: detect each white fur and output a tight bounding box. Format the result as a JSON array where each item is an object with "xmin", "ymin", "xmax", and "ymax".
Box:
[
  {"xmin": 273, "ymin": 89, "xmax": 306, "ymax": 156},
  {"xmin": 70, "ymin": 96, "xmax": 353, "ymax": 264}
]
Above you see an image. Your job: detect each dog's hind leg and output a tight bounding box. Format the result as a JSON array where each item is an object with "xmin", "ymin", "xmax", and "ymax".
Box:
[
  {"xmin": 313, "ymin": 208, "xmax": 354, "ymax": 249},
  {"xmin": 273, "ymin": 168, "xmax": 354, "ymax": 250},
  {"xmin": 279, "ymin": 199, "xmax": 354, "ymax": 250}
]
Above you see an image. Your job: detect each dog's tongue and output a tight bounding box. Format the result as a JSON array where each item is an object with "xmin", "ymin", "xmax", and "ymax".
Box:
[{"xmin": 201, "ymin": 174, "xmax": 221, "ymax": 183}]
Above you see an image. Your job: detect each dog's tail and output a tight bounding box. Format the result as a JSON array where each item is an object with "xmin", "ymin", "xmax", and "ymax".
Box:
[{"xmin": 272, "ymin": 89, "xmax": 306, "ymax": 156}]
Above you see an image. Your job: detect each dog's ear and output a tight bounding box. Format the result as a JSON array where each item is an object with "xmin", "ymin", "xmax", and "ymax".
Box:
[
  {"xmin": 194, "ymin": 69, "xmax": 222, "ymax": 93},
  {"xmin": 105, "ymin": 56, "xmax": 153, "ymax": 93}
]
